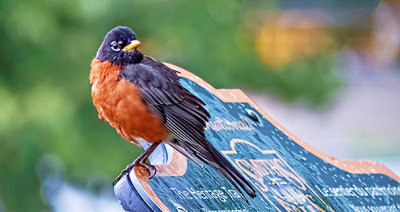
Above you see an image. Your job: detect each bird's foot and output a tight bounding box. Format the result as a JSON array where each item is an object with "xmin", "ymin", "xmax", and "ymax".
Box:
[
  {"xmin": 140, "ymin": 163, "xmax": 157, "ymax": 179},
  {"xmin": 112, "ymin": 161, "xmax": 157, "ymax": 185},
  {"xmin": 113, "ymin": 143, "xmax": 160, "ymax": 185}
]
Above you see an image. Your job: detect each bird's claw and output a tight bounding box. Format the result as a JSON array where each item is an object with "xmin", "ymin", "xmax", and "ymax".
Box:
[
  {"xmin": 112, "ymin": 162, "xmax": 156, "ymax": 186},
  {"xmin": 140, "ymin": 163, "xmax": 157, "ymax": 179}
]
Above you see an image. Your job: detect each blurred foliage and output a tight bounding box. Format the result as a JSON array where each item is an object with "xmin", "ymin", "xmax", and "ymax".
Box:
[{"xmin": 0, "ymin": 0, "xmax": 379, "ymax": 211}]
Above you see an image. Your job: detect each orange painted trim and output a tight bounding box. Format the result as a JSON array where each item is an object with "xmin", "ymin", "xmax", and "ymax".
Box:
[{"xmin": 166, "ymin": 63, "xmax": 400, "ymax": 183}]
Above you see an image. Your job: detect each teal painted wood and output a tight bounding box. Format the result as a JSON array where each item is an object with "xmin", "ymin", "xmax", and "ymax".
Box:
[{"xmin": 114, "ymin": 77, "xmax": 400, "ymax": 212}]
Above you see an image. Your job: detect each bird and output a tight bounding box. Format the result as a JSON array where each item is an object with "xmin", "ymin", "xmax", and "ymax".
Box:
[{"xmin": 89, "ymin": 26, "xmax": 256, "ymax": 200}]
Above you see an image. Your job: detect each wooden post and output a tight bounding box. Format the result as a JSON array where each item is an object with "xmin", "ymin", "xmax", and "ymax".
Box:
[{"xmin": 114, "ymin": 64, "xmax": 400, "ymax": 211}]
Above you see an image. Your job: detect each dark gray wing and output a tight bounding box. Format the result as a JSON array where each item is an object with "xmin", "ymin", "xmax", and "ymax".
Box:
[
  {"xmin": 120, "ymin": 56, "xmax": 210, "ymax": 143},
  {"xmin": 120, "ymin": 56, "xmax": 256, "ymax": 199}
]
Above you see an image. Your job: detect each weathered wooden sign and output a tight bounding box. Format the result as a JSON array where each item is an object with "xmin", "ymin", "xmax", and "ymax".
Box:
[{"xmin": 114, "ymin": 64, "xmax": 400, "ymax": 211}]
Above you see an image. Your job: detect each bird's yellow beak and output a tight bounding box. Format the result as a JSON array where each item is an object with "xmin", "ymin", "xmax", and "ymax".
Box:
[{"xmin": 123, "ymin": 40, "xmax": 141, "ymax": 51}]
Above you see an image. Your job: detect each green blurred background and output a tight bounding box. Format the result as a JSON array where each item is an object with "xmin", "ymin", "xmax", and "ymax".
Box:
[{"xmin": 1, "ymin": 0, "xmax": 399, "ymax": 211}]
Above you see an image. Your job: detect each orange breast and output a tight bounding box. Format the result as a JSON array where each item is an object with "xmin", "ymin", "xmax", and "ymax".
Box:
[{"xmin": 90, "ymin": 59, "xmax": 168, "ymax": 145}]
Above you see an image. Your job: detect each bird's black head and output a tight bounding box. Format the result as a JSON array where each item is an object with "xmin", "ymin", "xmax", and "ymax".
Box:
[{"xmin": 96, "ymin": 26, "xmax": 143, "ymax": 66}]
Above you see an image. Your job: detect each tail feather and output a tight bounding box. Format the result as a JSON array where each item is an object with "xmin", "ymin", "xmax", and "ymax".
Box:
[
  {"xmin": 216, "ymin": 168, "xmax": 249, "ymax": 204},
  {"xmin": 210, "ymin": 146, "xmax": 257, "ymax": 199}
]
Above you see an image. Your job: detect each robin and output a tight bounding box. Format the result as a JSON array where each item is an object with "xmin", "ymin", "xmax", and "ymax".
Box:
[{"xmin": 90, "ymin": 26, "xmax": 256, "ymax": 200}]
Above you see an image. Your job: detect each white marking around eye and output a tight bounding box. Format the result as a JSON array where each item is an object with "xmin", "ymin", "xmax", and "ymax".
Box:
[{"xmin": 110, "ymin": 40, "xmax": 121, "ymax": 51}]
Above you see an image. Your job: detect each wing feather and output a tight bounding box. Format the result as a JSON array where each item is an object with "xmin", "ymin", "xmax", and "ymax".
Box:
[{"xmin": 120, "ymin": 56, "xmax": 256, "ymax": 198}]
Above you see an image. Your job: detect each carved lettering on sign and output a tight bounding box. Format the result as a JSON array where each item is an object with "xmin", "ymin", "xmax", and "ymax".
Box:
[{"xmin": 223, "ymin": 139, "xmax": 332, "ymax": 211}]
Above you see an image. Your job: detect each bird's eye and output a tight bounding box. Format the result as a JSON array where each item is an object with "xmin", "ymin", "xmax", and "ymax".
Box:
[{"xmin": 110, "ymin": 40, "xmax": 123, "ymax": 52}]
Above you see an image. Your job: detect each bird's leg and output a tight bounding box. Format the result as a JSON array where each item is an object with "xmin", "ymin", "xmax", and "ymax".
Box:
[{"xmin": 113, "ymin": 142, "xmax": 160, "ymax": 185}]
